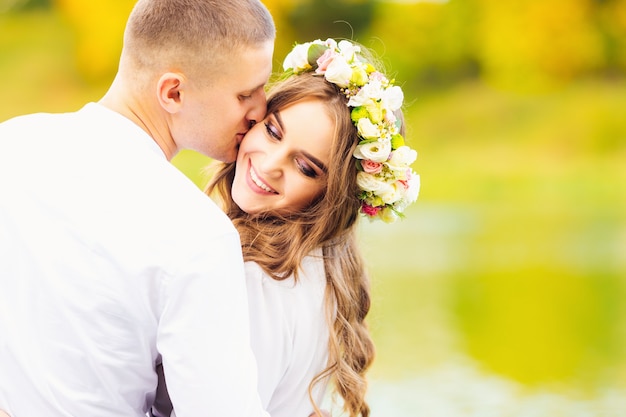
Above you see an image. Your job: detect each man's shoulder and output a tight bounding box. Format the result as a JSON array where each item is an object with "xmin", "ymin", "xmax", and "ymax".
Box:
[
  {"xmin": 0, "ymin": 109, "xmax": 72, "ymax": 130},
  {"xmin": 157, "ymin": 179, "xmax": 239, "ymax": 242}
]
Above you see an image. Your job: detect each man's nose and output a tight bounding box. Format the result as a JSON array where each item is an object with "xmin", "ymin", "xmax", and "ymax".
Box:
[{"xmin": 246, "ymin": 90, "xmax": 267, "ymax": 125}]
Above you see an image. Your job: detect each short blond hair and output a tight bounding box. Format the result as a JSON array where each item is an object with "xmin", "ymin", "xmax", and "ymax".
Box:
[{"xmin": 122, "ymin": 0, "xmax": 275, "ymax": 79}]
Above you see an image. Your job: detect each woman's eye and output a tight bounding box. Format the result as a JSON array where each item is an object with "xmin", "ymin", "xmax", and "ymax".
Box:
[
  {"xmin": 264, "ymin": 122, "xmax": 281, "ymax": 140},
  {"xmin": 297, "ymin": 159, "xmax": 318, "ymax": 178}
]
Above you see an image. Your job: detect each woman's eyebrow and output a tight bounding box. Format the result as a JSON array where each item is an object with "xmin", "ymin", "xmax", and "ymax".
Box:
[
  {"xmin": 303, "ymin": 152, "xmax": 328, "ymax": 174},
  {"xmin": 274, "ymin": 110, "xmax": 285, "ymax": 131}
]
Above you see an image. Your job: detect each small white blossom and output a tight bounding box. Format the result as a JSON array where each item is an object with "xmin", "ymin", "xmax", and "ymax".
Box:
[
  {"xmin": 347, "ymin": 80, "xmax": 382, "ymax": 108},
  {"xmin": 337, "ymin": 40, "xmax": 360, "ymax": 61},
  {"xmin": 323, "ymin": 38, "xmax": 338, "ymax": 50}
]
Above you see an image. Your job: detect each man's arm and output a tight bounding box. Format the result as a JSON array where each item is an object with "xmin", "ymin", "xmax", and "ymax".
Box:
[{"xmin": 157, "ymin": 232, "xmax": 267, "ymax": 417}]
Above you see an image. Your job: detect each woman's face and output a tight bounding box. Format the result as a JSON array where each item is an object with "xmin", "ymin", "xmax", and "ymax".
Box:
[{"xmin": 231, "ymin": 98, "xmax": 334, "ymax": 215}]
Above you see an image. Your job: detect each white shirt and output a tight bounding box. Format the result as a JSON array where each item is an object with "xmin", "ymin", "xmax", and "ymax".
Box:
[
  {"xmin": 245, "ymin": 251, "xmax": 330, "ymax": 417},
  {"xmin": 0, "ymin": 103, "xmax": 266, "ymax": 417}
]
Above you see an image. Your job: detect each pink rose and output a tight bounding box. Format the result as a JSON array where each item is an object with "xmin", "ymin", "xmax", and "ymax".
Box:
[
  {"xmin": 316, "ymin": 49, "xmax": 336, "ymax": 74},
  {"xmin": 398, "ymin": 179, "xmax": 409, "ymax": 190},
  {"xmin": 361, "ymin": 203, "xmax": 381, "ymax": 217},
  {"xmin": 361, "ymin": 160, "xmax": 383, "ymax": 174}
]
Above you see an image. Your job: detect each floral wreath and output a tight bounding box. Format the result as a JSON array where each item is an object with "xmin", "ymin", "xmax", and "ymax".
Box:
[{"xmin": 283, "ymin": 38, "xmax": 420, "ymax": 223}]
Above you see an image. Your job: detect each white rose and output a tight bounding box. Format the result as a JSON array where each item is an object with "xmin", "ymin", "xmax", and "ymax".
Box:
[
  {"xmin": 393, "ymin": 173, "xmax": 420, "ymax": 212},
  {"xmin": 353, "ymin": 138, "xmax": 391, "ymax": 162},
  {"xmin": 405, "ymin": 173, "xmax": 420, "ymax": 203},
  {"xmin": 283, "ymin": 41, "xmax": 319, "ymax": 72},
  {"xmin": 379, "ymin": 182, "xmax": 403, "ymax": 205},
  {"xmin": 324, "ymin": 55, "xmax": 352, "ymax": 87},
  {"xmin": 355, "ymin": 118, "xmax": 381, "ymax": 141},
  {"xmin": 389, "ymin": 146, "xmax": 417, "ymax": 166},
  {"xmin": 357, "ymin": 172, "xmax": 392, "ymax": 194},
  {"xmin": 382, "ymin": 85, "xmax": 404, "ymax": 111}
]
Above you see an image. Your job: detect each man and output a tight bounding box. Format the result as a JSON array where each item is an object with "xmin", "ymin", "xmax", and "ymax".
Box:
[{"xmin": 0, "ymin": 1, "xmax": 274, "ymax": 416}]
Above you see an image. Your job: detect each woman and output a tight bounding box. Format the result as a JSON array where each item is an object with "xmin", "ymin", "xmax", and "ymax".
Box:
[{"xmin": 203, "ymin": 38, "xmax": 419, "ymax": 417}]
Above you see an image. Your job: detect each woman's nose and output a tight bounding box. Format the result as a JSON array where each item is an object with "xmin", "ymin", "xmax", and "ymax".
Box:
[{"xmin": 257, "ymin": 150, "xmax": 285, "ymax": 178}]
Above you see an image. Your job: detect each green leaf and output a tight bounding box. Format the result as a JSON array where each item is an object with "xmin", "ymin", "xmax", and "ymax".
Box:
[
  {"xmin": 391, "ymin": 133, "xmax": 405, "ymax": 149},
  {"xmin": 307, "ymin": 43, "xmax": 328, "ymax": 67}
]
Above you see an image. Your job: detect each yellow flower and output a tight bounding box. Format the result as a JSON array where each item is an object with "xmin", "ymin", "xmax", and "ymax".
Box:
[
  {"xmin": 364, "ymin": 100, "xmax": 383, "ymax": 124},
  {"xmin": 379, "ymin": 207, "xmax": 399, "ymax": 223},
  {"xmin": 350, "ymin": 66, "xmax": 369, "ymax": 86},
  {"xmin": 351, "ymin": 107, "xmax": 369, "ymax": 123},
  {"xmin": 356, "ymin": 118, "xmax": 381, "ymax": 142}
]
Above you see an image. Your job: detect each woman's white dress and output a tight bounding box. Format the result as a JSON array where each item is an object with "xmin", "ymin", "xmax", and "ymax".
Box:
[{"xmin": 244, "ymin": 250, "xmax": 330, "ymax": 417}]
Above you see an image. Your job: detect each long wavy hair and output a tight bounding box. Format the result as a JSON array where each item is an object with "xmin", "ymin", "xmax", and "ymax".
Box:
[{"xmin": 205, "ymin": 72, "xmax": 375, "ymax": 417}]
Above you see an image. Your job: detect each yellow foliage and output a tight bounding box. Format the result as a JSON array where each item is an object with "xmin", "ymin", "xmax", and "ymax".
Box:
[
  {"xmin": 53, "ymin": 0, "xmax": 135, "ymax": 82},
  {"xmin": 476, "ymin": 0, "xmax": 604, "ymax": 91},
  {"xmin": 51, "ymin": 0, "xmax": 302, "ymax": 81},
  {"xmin": 600, "ymin": 0, "xmax": 626, "ymax": 69},
  {"xmin": 250, "ymin": 0, "xmax": 298, "ymax": 66},
  {"xmin": 368, "ymin": 2, "xmax": 447, "ymax": 69}
]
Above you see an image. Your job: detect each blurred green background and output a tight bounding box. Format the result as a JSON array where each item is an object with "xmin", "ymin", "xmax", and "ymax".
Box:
[{"xmin": 1, "ymin": 0, "xmax": 625, "ymax": 415}]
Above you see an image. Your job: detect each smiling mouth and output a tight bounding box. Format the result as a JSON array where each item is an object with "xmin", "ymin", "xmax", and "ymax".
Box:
[{"xmin": 249, "ymin": 166, "xmax": 277, "ymax": 193}]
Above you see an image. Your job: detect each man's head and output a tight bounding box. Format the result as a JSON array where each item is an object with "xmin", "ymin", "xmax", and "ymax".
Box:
[{"xmin": 117, "ymin": 0, "xmax": 275, "ymax": 161}]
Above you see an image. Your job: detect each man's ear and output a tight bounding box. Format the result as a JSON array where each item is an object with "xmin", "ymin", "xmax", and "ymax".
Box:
[{"xmin": 157, "ymin": 72, "xmax": 186, "ymax": 114}]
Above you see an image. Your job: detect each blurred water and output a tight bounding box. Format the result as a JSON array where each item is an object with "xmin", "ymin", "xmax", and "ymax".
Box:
[
  {"xmin": 357, "ymin": 201, "xmax": 626, "ymax": 416},
  {"xmin": 367, "ymin": 359, "xmax": 626, "ymax": 417}
]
